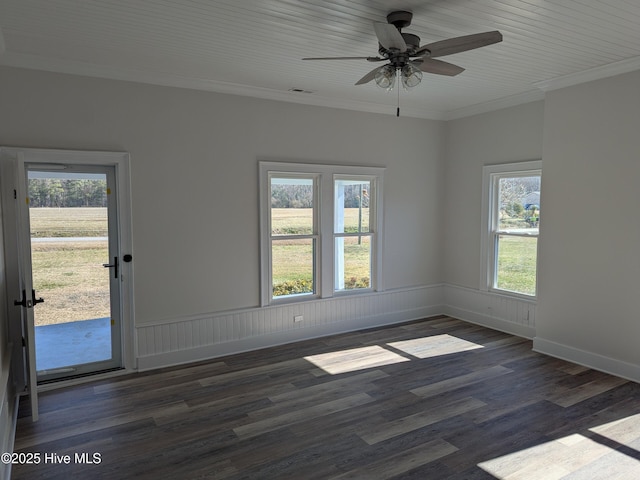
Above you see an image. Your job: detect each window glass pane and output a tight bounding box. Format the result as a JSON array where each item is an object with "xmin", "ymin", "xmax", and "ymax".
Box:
[
  {"xmin": 335, "ymin": 179, "xmax": 370, "ymax": 234},
  {"xmin": 496, "ymin": 235, "xmax": 537, "ymax": 295},
  {"xmin": 497, "ymin": 176, "xmax": 540, "ymax": 233},
  {"xmin": 272, "ymin": 238, "xmax": 315, "ymax": 298},
  {"xmin": 271, "ymin": 177, "xmax": 313, "ymax": 236},
  {"xmin": 335, "ymin": 236, "xmax": 371, "ymax": 291}
]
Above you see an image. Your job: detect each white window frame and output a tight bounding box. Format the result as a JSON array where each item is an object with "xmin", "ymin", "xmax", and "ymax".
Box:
[
  {"xmin": 480, "ymin": 160, "xmax": 541, "ymax": 298},
  {"xmin": 267, "ymin": 172, "xmax": 320, "ymax": 301},
  {"xmin": 333, "ymin": 175, "xmax": 377, "ymax": 293},
  {"xmin": 260, "ymin": 161, "xmax": 384, "ymax": 306}
]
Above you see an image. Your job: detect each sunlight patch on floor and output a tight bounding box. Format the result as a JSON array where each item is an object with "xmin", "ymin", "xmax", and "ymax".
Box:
[
  {"xmin": 478, "ymin": 414, "xmax": 640, "ymax": 479},
  {"xmin": 304, "ymin": 345, "xmax": 409, "ymax": 374},
  {"xmin": 304, "ymin": 334, "xmax": 485, "ymax": 375},
  {"xmin": 388, "ymin": 334, "xmax": 484, "ymax": 359},
  {"xmin": 589, "ymin": 412, "xmax": 640, "ymax": 445}
]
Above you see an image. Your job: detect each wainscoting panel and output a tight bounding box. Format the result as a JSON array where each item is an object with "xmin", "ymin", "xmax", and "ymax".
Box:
[
  {"xmin": 442, "ymin": 284, "xmax": 536, "ymax": 339},
  {"xmin": 1, "ymin": 344, "xmax": 17, "ymax": 480},
  {"xmin": 136, "ymin": 285, "xmax": 444, "ymax": 371}
]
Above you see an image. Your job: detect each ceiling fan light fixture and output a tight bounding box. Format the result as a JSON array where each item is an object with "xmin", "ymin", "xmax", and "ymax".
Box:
[
  {"xmin": 401, "ymin": 63, "xmax": 422, "ymax": 89},
  {"xmin": 374, "ymin": 65, "xmax": 396, "ymax": 90}
]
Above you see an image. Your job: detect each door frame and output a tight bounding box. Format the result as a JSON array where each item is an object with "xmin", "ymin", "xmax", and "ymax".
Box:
[{"xmin": 1, "ymin": 147, "xmax": 135, "ymax": 387}]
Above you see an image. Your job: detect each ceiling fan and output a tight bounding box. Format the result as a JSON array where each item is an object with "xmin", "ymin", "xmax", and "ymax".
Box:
[{"xmin": 303, "ymin": 10, "xmax": 502, "ymax": 111}]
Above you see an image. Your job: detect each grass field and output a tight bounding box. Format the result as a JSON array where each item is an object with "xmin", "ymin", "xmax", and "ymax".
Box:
[
  {"xmin": 29, "ymin": 208, "xmax": 110, "ymax": 326},
  {"xmin": 271, "ymin": 208, "xmax": 371, "ymax": 296},
  {"xmin": 29, "ymin": 207, "xmax": 108, "ymax": 237},
  {"xmin": 272, "ymin": 236, "xmax": 371, "ymax": 295},
  {"xmin": 31, "ymin": 241, "xmax": 111, "ymax": 326},
  {"xmin": 271, "ymin": 208, "xmax": 370, "ymax": 235}
]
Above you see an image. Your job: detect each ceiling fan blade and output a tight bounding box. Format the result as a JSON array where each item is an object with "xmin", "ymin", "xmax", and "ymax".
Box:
[
  {"xmin": 415, "ymin": 31, "xmax": 502, "ymax": 57},
  {"xmin": 355, "ymin": 66, "xmax": 384, "ymax": 85},
  {"xmin": 303, "ymin": 56, "xmax": 384, "ymax": 61},
  {"xmin": 412, "ymin": 58, "xmax": 465, "ymax": 76},
  {"xmin": 373, "ymin": 22, "xmax": 407, "ymax": 52}
]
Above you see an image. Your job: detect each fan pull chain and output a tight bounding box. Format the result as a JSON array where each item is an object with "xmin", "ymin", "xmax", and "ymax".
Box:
[{"xmin": 396, "ymin": 68, "xmax": 400, "ymax": 117}]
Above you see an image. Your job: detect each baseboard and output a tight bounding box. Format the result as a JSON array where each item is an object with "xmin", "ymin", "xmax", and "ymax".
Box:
[
  {"xmin": 443, "ymin": 305, "xmax": 536, "ymax": 339},
  {"xmin": 533, "ymin": 337, "xmax": 640, "ymax": 384}
]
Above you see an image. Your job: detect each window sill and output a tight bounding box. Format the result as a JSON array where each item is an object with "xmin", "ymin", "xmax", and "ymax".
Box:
[{"xmin": 489, "ymin": 287, "xmax": 537, "ymax": 302}]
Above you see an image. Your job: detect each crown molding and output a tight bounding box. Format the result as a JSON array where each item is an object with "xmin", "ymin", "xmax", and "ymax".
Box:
[
  {"xmin": 442, "ymin": 55, "xmax": 640, "ymax": 120},
  {"xmin": 442, "ymin": 89, "xmax": 545, "ymax": 121},
  {"xmin": 0, "ymin": 52, "xmax": 446, "ymax": 120},
  {"xmin": 3, "ymin": 50, "xmax": 640, "ymax": 123},
  {"xmin": 533, "ymin": 56, "xmax": 640, "ymax": 92}
]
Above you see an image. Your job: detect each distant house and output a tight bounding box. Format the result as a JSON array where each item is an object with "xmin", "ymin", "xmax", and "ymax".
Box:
[{"xmin": 522, "ymin": 191, "xmax": 540, "ymax": 209}]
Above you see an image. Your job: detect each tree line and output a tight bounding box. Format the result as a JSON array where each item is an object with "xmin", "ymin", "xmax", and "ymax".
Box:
[
  {"xmin": 271, "ymin": 184, "xmax": 369, "ymax": 209},
  {"xmin": 28, "ymin": 179, "xmax": 108, "ymax": 208}
]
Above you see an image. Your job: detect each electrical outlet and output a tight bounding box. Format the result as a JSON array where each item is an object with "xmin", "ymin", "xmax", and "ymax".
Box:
[{"xmin": 294, "ymin": 315, "xmax": 303, "ymax": 323}]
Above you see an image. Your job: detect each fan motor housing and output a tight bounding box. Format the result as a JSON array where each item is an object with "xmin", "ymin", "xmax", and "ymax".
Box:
[
  {"xmin": 402, "ymin": 33, "xmax": 420, "ymax": 53},
  {"xmin": 379, "ymin": 33, "xmax": 421, "ymax": 58},
  {"xmin": 386, "ymin": 11, "xmax": 413, "ymax": 29}
]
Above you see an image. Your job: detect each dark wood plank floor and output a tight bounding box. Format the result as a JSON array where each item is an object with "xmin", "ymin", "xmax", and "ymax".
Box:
[{"xmin": 11, "ymin": 316, "xmax": 640, "ymax": 479}]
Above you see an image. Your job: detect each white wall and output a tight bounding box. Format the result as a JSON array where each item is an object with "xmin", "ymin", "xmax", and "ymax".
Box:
[
  {"xmin": 0, "ymin": 66, "xmax": 445, "ymax": 366},
  {"xmin": 439, "ymin": 102, "xmax": 544, "ymax": 338},
  {"xmin": 535, "ymin": 70, "xmax": 640, "ymax": 380}
]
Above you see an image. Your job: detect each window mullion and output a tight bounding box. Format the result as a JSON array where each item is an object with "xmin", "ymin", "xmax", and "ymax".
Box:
[{"xmin": 319, "ymin": 172, "xmax": 333, "ymax": 298}]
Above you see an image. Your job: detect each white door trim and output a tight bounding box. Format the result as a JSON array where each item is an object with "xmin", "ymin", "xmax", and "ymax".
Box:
[{"xmin": 1, "ymin": 147, "xmax": 136, "ymax": 377}]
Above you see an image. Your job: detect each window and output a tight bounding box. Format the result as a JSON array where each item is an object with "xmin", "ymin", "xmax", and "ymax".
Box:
[
  {"xmin": 481, "ymin": 161, "xmax": 541, "ymax": 297},
  {"xmin": 334, "ymin": 177, "xmax": 373, "ymax": 292},
  {"xmin": 260, "ymin": 162, "xmax": 384, "ymax": 305},
  {"xmin": 269, "ymin": 175, "xmax": 318, "ymax": 299}
]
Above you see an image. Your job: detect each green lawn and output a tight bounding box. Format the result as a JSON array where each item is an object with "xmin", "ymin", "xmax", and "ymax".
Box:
[
  {"xmin": 496, "ymin": 235, "xmax": 538, "ymax": 295},
  {"xmin": 272, "ymin": 235, "xmax": 371, "ymax": 296}
]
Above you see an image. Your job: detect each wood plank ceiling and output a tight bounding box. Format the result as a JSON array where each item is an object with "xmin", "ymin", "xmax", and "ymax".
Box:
[{"xmin": 1, "ymin": 0, "xmax": 639, "ymax": 119}]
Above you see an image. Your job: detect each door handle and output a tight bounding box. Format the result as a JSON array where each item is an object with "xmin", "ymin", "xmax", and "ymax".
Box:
[
  {"xmin": 32, "ymin": 289, "xmax": 45, "ymax": 305},
  {"xmin": 103, "ymin": 256, "xmax": 119, "ymax": 279},
  {"xmin": 13, "ymin": 289, "xmax": 44, "ymax": 307}
]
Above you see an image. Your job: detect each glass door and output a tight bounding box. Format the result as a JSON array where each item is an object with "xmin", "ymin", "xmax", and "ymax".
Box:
[{"xmin": 27, "ymin": 165, "xmax": 123, "ymax": 382}]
